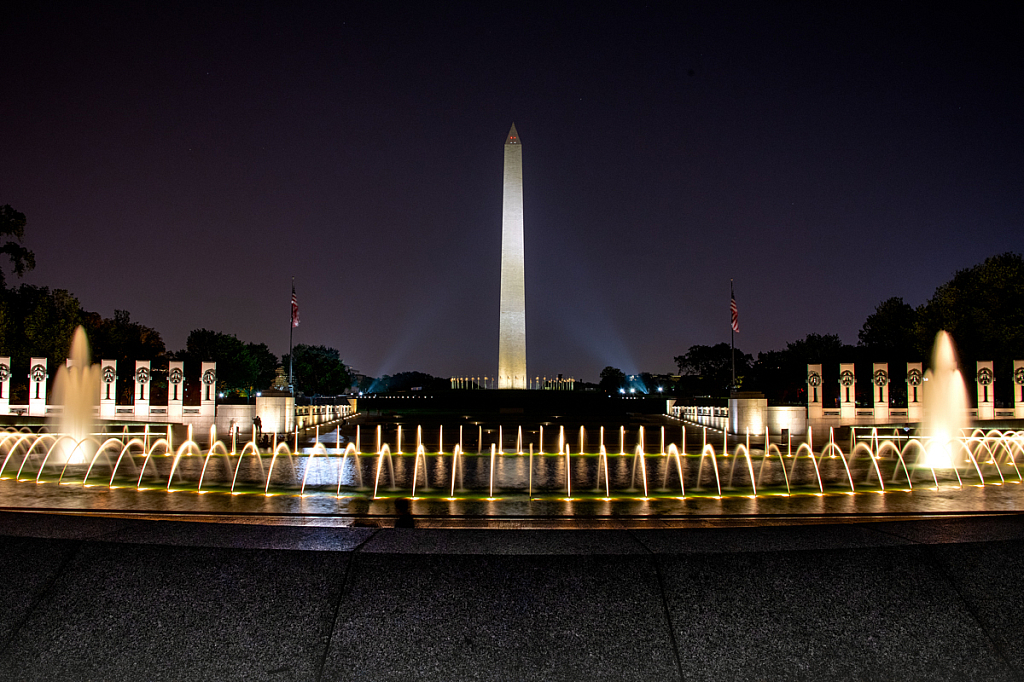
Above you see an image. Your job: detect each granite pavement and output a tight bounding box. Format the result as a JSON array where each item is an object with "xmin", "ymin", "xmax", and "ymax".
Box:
[{"xmin": 0, "ymin": 511, "xmax": 1022, "ymax": 681}]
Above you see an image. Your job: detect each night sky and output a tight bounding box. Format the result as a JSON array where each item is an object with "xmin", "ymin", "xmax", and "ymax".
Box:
[{"xmin": 2, "ymin": 3, "xmax": 1021, "ymax": 382}]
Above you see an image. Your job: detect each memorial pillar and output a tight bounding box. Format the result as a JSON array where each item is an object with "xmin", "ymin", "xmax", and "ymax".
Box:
[
  {"xmin": 134, "ymin": 360, "xmax": 151, "ymax": 418},
  {"xmin": 1013, "ymin": 360, "xmax": 1024, "ymax": 419},
  {"xmin": 872, "ymin": 363, "xmax": 889, "ymax": 423},
  {"xmin": 28, "ymin": 357, "xmax": 47, "ymax": 416},
  {"xmin": 907, "ymin": 362, "xmax": 923, "ymax": 422},
  {"xmin": 0, "ymin": 357, "xmax": 10, "ymax": 415},
  {"xmin": 99, "ymin": 360, "xmax": 116, "ymax": 419},
  {"xmin": 168, "ymin": 361, "xmax": 184, "ymax": 420},
  {"xmin": 839, "ymin": 363, "xmax": 856, "ymax": 422},
  {"xmin": 807, "ymin": 364, "xmax": 823, "ymax": 420},
  {"xmin": 200, "ymin": 362, "xmax": 217, "ymax": 418},
  {"xmin": 976, "ymin": 361, "xmax": 994, "ymax": 420}
]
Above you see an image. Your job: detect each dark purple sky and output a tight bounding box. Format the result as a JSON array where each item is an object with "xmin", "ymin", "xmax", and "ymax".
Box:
[{"xmin": 2, "ymin": 3, "xmax": 1021, "ymax": 381}]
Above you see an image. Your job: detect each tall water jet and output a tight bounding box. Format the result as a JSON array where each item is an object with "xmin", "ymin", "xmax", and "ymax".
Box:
[
  {"xmin": 923, "ymin": 331, "xmax": 970, "ymax": 468},
  {"xmin": 49, "ymin": 326, "xmax": 101, "ymax": 464}
]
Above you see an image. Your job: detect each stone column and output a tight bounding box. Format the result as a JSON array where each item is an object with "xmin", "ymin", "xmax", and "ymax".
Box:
[
  {"xmin": 872, "ymin": 363, "xmax": 889, "ymax": 423},
  {"xmin": 28, "ymin": 357, "xmax": 47, "ymax": 416},
  {"xmin": 168, "ymin": 361, "xmax": 184, "ymax": 420},
  {"xmin": 976, "ymin": 361, "xmax": 994, "ymax": 420},
  {"xmin": 256, "ymin": 392, "xmax": 294, "ymax": 435},
  {"xmin": 1013, "ymin": 360, "xmax": 1024, "ymax": 419},
  {"xmin": 99, "ymin": 361, "xmax": 116, "ymax": 419},
  {"xmin": 729, "ymin": 391, "xmax": 767, "ymax": 435},
  {"xmin": 200, "ymin": 362, "xmax": 217, "ymax": 418},
  {"xmin": 839, "ymin": 363, "xmax": 856, "ymax": 422},
  {"xmin": 134, "ymin": 360, "xmax": 151, "ymax": 418},
  {"xmin": 907, "ymin": 362, "xmax": 923, "ymax": 422},
  {"xmin": 807, "ymin": 364, "xmax": 823, "ymax": 420},
  {"xmin": 0, "ymin": 356, "xmax": 10, "ymax": 415}
]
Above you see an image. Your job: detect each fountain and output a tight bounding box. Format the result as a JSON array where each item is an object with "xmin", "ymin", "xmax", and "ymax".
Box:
[
  {"xmin": 922, "ymin": 331, "xmax": 970, "ymax": 469},
  {"xmin": 3, "ymin": 411, "xmax": 1023, "ymax": 512},
  {"xmin": 48, "ymin": 326, "xmax": 101, "ymax": 465},
  {"xmin": 1, "ymin": 329, "xmax": 1022, "ymax": 519}
]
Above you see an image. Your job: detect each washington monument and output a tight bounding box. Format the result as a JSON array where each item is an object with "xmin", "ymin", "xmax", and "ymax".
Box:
[{"xmin": 498, "ymin": 123, "xmax": 527, "ymax": 389}]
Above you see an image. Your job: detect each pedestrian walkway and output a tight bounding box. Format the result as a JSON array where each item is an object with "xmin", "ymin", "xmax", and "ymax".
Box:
[{"xmin": 0, "ymin": 511, "xmax": 1021, "ymax": 680}]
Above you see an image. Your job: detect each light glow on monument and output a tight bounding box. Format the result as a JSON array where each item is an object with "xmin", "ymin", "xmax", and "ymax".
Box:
[{"xmin": 498, "ymin": 123, "xmax": 527, "ymax": 389}]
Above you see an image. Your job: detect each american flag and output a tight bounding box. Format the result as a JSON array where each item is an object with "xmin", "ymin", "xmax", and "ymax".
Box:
[
  {"xmin": 730, "ymin": 291, "xmax": 739, "ymax": 333},
  {"xmin": 291, "ymin": 285, "xmax": 300, "ymax": 328}
]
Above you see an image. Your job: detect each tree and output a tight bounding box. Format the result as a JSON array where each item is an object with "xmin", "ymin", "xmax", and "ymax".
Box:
[
  {"xmin": 915, "ymin": 252, "xmax": 1024, "ymax": 360},
  {"xmin": 281, "ymin": 344, "xmax": 351, "ymax": 396},
  {"xmin": 242, "ymin": 342, "xmax": 279, "ymax": 396},
  {"xmin": 83, "ymin": 309, "xmax": 166, "ymax": 364},
  {"xmin": 781, "ymin": 333, "xmax": 846, "ymax": 365},
  {"xmin": 598, "ymin": 366, "xmax": 626, "ymax": 393},
  {"xmin": 176, "ymin": 329, "xmax": 277, "ymax": 398},
  {"xmin": 368, "ymin": 371, "xmax": 449, "ymax": 394},
  {"xmin": 746, "ymin": 350, "xmax": 795, "ymax": 403},
  {"xmin": 673, "ymin": 343, "xmax": 752, "ymax": 396},
  {"xmin": 0, "ymin": 285, "xmax": 85, "ymax": 401},
  {"xmin": 0, "ymin": 284, "xmax": 84, "ymax": 362},
  {"xmin": 914, "ymin": 252, "xmax": 1024, "ymax": 403},
  {"xmin": 858, "ymin": 297, "xmax": 919, "ymax": 361},
  {"xmin": 0, "ymin": 205, "xmax": 35, "ymax": 289},
  {"xmin": 855, "ymin": 298, "xmax": 921, "ymax": 407},
  {"xmin": 746, "ymin": 333, "xmax": 853, "ymax": 405},
  {"xmin": 78, "ymin": 310, "xmax": 167, "ymax": 402}
]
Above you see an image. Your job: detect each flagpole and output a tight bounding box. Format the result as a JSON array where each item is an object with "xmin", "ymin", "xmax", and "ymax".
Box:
[
  {"xmin": 730, "ymin": 279, "xmax": 736, "ymax": 391},
  {"xmin": 289, "ymin": 276, "xmax": 295, "ymax": 394}
]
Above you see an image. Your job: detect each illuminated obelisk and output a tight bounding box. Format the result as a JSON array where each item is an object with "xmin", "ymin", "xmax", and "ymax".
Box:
[{"xmin": 498, "ymin": 123, "xmax": 527, "ymax": 389}]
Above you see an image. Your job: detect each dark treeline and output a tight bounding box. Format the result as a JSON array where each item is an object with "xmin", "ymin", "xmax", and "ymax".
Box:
[
  {"xmin": 5, "ymin": 251, "xmax": 1020, "ymax": 405},
  {"xmin": 0, "ymin": 284, "xmax": 358, "ymax": 402},
  {"xmin": 667, "ymin": 253, "xmax": 1024, "ymax": 407},
  {"xmin": 0, "ymin": 280, "xmax": 455, "ymax": 402},
  {"xmin": 0, "ymin": 206, "xmax": 366, "ymax": 401},
  {"xmin": 368, "ymin": 372, "xmax": 451, "ymax": 394},
  {"xmin": 2, "ymin": 207, "xmax": 1020, "ymax": 406}
]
